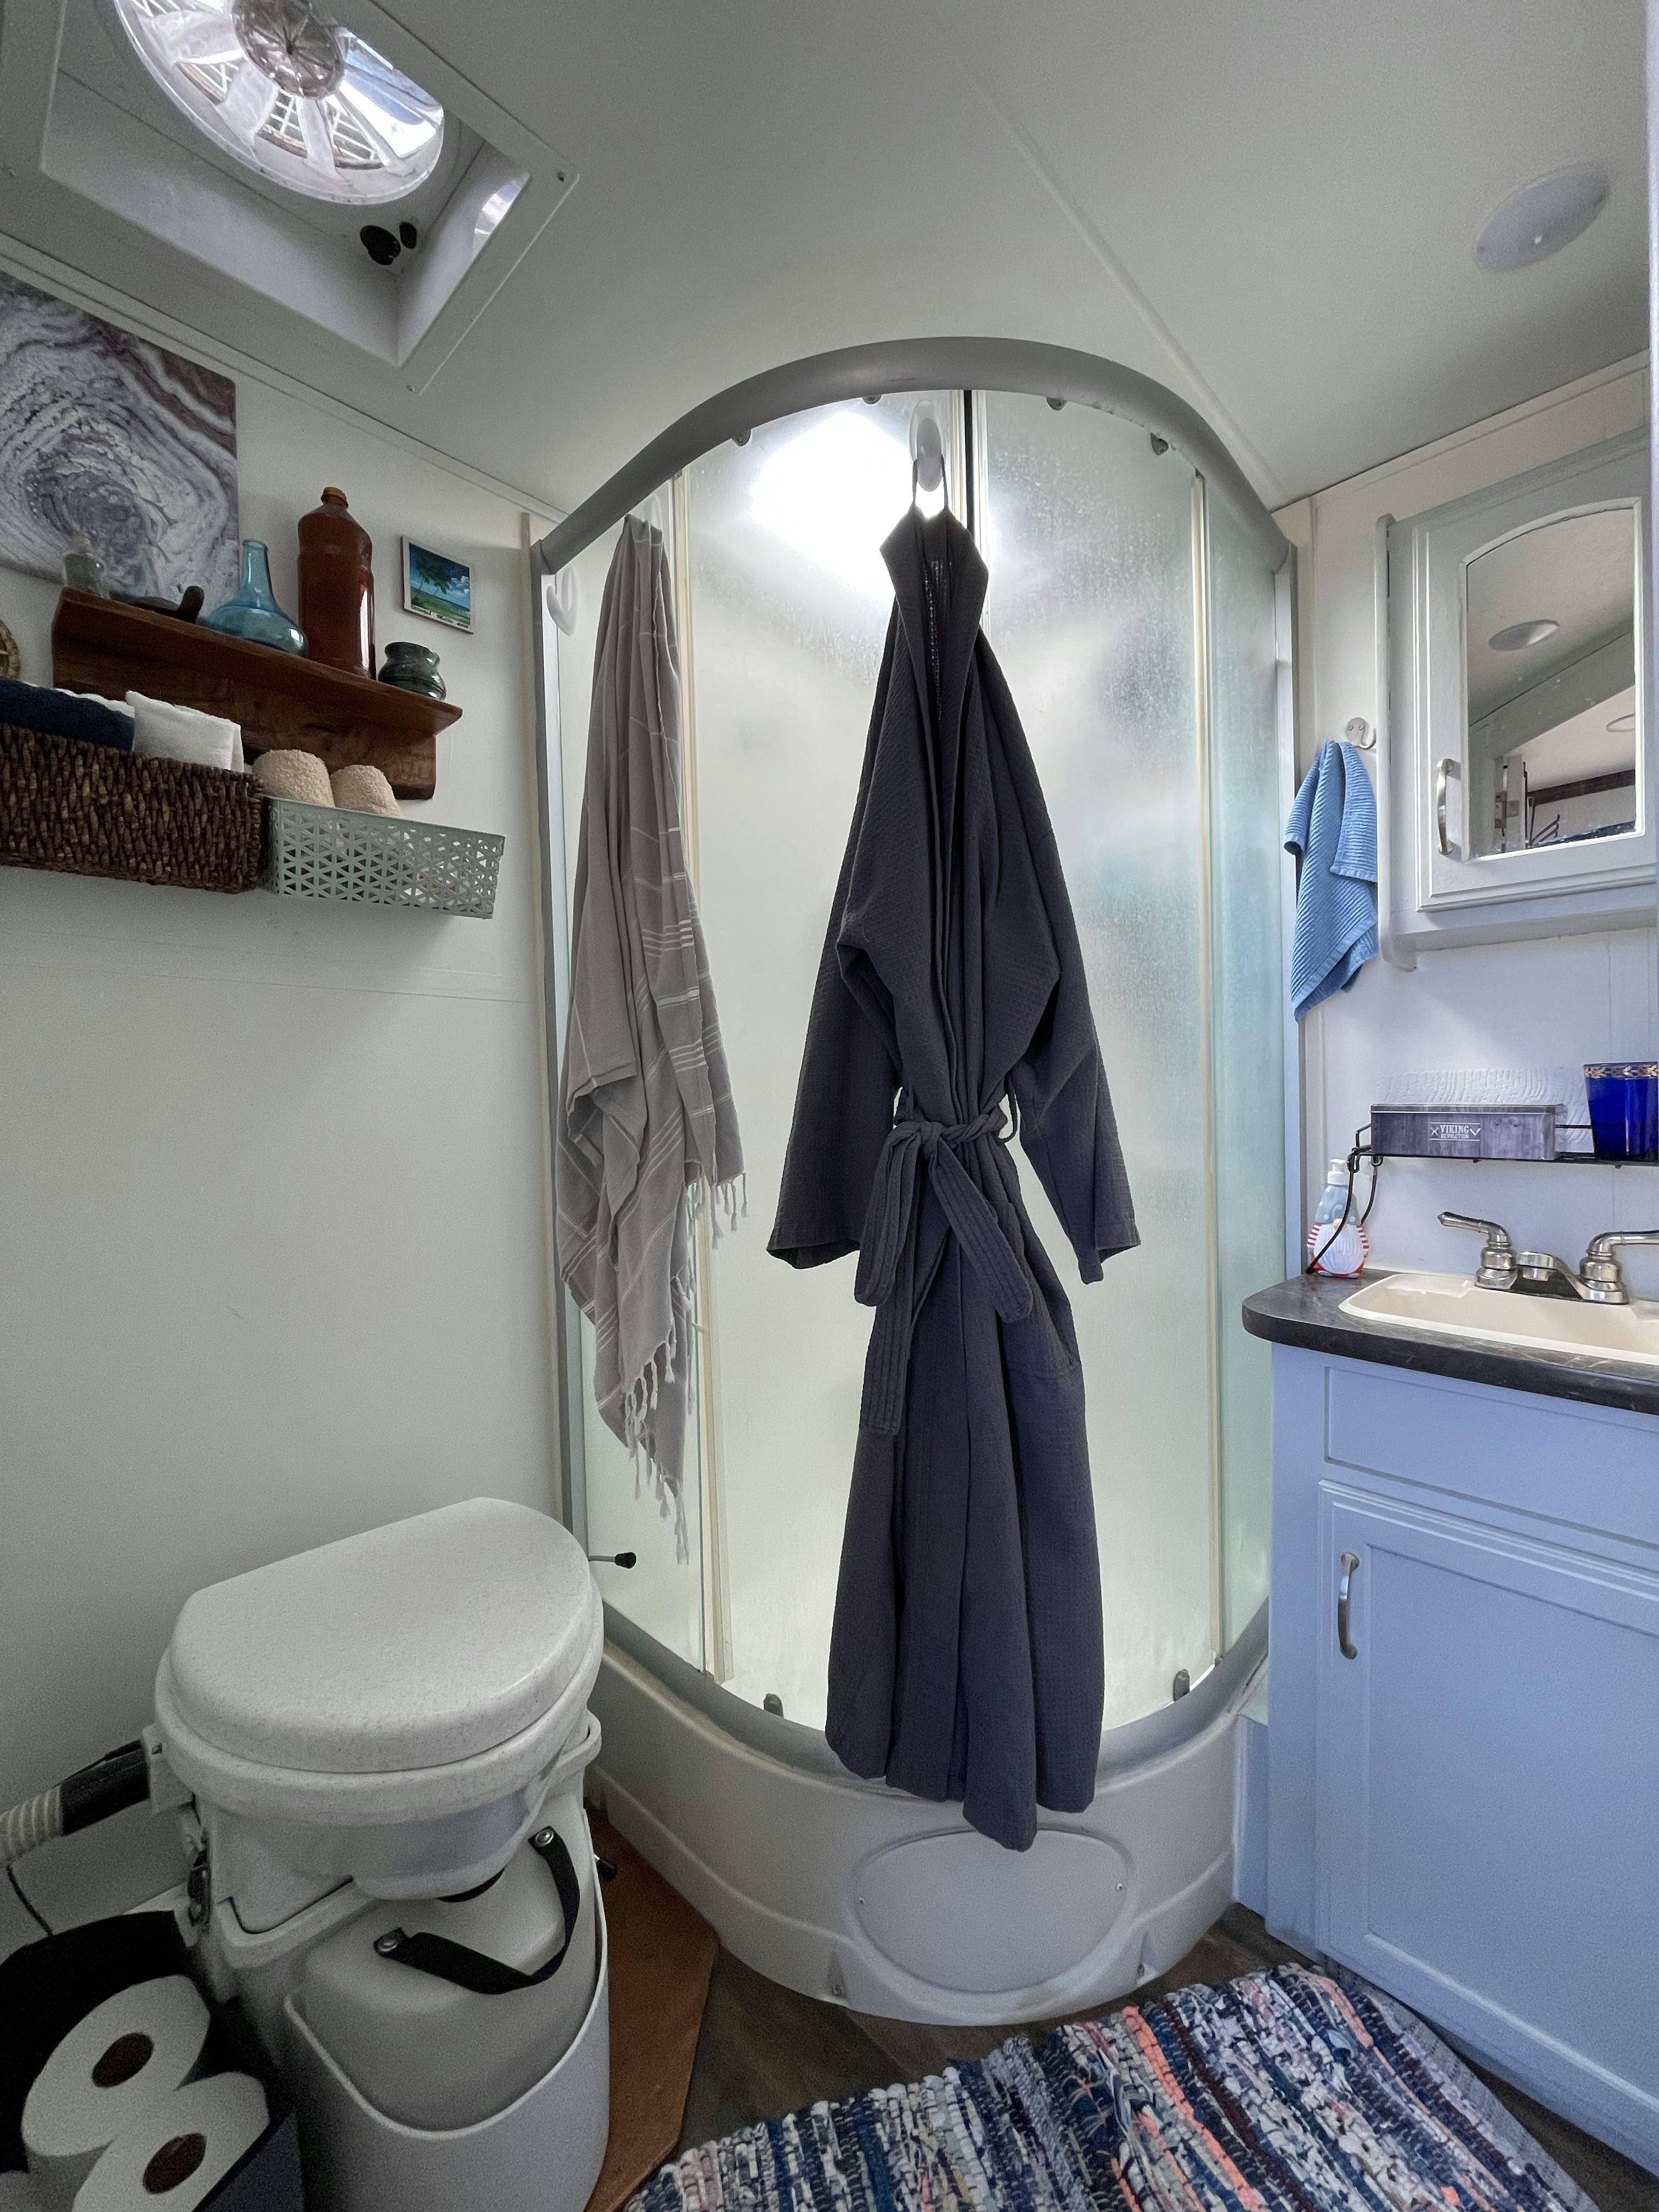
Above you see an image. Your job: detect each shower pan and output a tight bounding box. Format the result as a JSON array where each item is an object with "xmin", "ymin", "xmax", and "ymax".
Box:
[{"xmin": 531, "ymin": 340, "xmax": 1297, "ymax": 2023}]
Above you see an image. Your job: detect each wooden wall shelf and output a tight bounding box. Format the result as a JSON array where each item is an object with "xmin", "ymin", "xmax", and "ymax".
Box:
[{"xmin": 51, "ymin": 591, "xmax": 460, "ymax": 801}]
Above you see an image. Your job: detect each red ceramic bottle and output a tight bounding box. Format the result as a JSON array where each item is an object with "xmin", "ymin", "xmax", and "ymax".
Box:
[{"xmin": 298, "ymin": 488, "xmax": 375, "ymax": 675}]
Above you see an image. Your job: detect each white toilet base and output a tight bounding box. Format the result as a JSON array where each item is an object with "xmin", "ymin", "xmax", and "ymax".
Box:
[{"xmin": 284, "ymin": 1894, "xmax": 611, "ymax": 2212}]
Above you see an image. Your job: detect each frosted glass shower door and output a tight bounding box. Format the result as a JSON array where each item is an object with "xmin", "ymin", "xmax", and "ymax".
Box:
[
  {"xmin": 682, "ymin": 395, "xmax": 957, "ymax": 1726},
  {"xmin": 551, "ymin": 394, "xmax": 1285, "ymax": 1734},
  {"xmin": 979, "ymin": 394, "xmax": 1215, "ymax": 1726}
]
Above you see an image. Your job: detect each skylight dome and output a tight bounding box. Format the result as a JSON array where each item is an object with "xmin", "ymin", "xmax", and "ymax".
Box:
[{"xmin": 112, "ymin": 0, "xmax": 445, "ymax": 206}]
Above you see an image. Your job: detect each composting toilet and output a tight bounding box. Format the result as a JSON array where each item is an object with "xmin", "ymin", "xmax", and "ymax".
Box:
[{"xmin": 151, "ymin": 1497, "xmax": 609, "ymax": 2212}]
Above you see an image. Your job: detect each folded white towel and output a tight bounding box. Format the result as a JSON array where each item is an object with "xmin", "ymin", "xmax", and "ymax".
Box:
[
  {"xmin": 55, "ymin": 687, "xmax": 135, "ymax": 718},
  {"xmin": 126, "ymin": 691, "xmax": 244, "ymax": 771}
]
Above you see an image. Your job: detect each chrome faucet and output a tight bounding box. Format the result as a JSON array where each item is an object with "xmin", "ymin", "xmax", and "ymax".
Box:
[
  {"xmin": 1438, "ymin": 1212, "xmax": 1659, "ymax": 1305},
  {"xmin": 1513, "ymin": 1249, "xmax": 1593, "ymax": 1299}
]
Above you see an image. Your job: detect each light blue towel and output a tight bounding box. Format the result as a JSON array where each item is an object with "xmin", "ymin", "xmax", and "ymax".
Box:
[{"xmin": 1284, "ymin": 739, "xmax": 1377, "ymax": 1022}]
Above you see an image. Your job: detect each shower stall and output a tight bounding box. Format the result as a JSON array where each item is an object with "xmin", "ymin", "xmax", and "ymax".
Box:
[{"xmin": 532, "ymin": 342, "xmax": 1297, "ymax": 2022}]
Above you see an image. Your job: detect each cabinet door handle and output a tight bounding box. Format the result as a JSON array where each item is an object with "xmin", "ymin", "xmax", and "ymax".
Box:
[
  {"xmin": 1435, "ymin": 757, "xmax": 1461, "ymax": 858},
  {"xmin": 1337, "ymin": 1551, "xmax": 1360, "ymax": 1660}
]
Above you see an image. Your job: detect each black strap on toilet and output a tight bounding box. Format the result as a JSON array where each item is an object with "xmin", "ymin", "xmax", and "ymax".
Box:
[{"xmin": 371, "ymin": 1826, "xmax": 583, "ymax": 1996}]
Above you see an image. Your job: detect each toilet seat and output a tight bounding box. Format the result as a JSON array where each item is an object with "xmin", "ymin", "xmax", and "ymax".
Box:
[{"xmin": 155, "ymin": 1499, "xmax": 604, "ymax": 1901}]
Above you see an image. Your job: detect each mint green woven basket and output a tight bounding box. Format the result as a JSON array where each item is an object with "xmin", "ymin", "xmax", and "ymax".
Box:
[{"xmin": 261, "ymin": 798, "xmax": 503, "ymax": 918}]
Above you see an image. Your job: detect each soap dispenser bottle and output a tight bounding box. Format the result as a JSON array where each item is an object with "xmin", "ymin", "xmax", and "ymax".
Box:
[
  {"xmin": 298, "ymin": 488, "xmax": 374, "ymax": 676},
  {"xmin": 1308, "ymin": 1158, "xmax": 1368, "ymax": 1277}
]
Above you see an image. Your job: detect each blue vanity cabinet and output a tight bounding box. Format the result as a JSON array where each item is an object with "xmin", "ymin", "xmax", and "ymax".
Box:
[{"xmin": 1266, "ymin": 1343, "xmax": 1659, "ymax": 2173}]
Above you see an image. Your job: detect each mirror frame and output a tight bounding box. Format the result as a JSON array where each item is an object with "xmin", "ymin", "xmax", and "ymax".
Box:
[{"xmin": 1385, "ymin": 430, "xmax": 1654, "ymax": 947}]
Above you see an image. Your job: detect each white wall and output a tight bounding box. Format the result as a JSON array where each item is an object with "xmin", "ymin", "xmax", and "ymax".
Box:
[
  {"xmin": 0, "ymin": 339, "xmax": 561, "ymax": 1950},
  {"xmin": 1276, "ymin": 358, "xmax": 1659, "ymax": 1283}
]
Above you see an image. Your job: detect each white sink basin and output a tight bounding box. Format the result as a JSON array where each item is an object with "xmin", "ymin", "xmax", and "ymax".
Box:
[{"xmin": 1340, "ymin": 1270, "xmax": 1659, "ymax": 1365}]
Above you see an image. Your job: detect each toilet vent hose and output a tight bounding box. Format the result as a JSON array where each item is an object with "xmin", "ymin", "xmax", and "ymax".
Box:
[
  {"xmin": 1, "ymin": 1741, "xmax": 150, "ymax": 1868},
  {"xmin": 2, "ymin": 1786, "xmax": 62, "ymax": 1867}
]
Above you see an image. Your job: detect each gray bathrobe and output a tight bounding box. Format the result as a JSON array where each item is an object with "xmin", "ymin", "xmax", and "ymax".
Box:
[{"xmin": 769, "ymin": 507, "xmax": 1137, "ymax": 1853}]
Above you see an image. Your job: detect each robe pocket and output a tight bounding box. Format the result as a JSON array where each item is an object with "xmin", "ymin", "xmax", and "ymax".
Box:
[{"xmin": 1000, "ymin": 1293, "xmax": 1083, "ymax": 1383}]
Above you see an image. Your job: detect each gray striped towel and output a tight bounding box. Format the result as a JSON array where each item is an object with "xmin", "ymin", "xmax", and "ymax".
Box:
[{"xmin": 556, "ymin": 517, "xmax": 743, "ymax": 1552}]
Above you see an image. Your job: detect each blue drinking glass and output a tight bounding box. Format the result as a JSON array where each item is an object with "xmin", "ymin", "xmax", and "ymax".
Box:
[
  {"xmin": 202, "ymin": 541, "xmax": 307, "ymax": 656},
  {"xmin": 1584, "ymin": 1063, "xmax": 1658, "ymax": 1160}
]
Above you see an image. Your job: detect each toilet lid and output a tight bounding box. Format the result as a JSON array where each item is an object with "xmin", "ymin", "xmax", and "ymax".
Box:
[{"xmin": 157, "ymin": 1499, "xmax": 601, "ymax": 1778}]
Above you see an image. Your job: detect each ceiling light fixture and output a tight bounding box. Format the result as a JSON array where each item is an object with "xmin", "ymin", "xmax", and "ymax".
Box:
[
  {"xmin": 1474, "ymin": 167, "xmax": 1610, "ymax": 273},
  {"xmin": 1488, "ymin": 618, "xmax": 1560, "ymax": 651},
  {"xmin": 111, "ymin": 0, "xmax": 444, "ymax": 206}
]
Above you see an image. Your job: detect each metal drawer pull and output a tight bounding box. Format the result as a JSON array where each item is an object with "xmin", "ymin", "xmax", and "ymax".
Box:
[
  {"xmin": 1338, "ymin": 1551, "xmax": 1359, "ymax": 1659},
  {"xmin": 1435, "ymin": 758, "xmax": 1460, "ymax": 858}
]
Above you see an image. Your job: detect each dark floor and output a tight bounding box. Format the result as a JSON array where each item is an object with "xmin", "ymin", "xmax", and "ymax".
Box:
[{"xmin": 678, "ymin": 1906, "xmax": 1657, "ymax": 2212}]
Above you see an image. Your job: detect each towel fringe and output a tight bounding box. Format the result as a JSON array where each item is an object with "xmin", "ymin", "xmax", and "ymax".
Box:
[
  {"xmin": 614, "ymin": 1254, "xmax": 698, "ymax": 1566},
  {"xmin": 606, "ymin": 1180, "xmax": 742, "ymax": 1570}
]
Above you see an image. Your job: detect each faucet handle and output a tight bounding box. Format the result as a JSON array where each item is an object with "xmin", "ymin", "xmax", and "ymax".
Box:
[
  {"xmin": 1440, "ymin": 1211, "xmax": 1514, "ymax": 1248},
  {"xmin": 1579, "ymin": 1229, "xmax": 1659, "ymax": 1306},
  {"xmin": 1585, "ymin": 1229, "xmax": 1659, "ymax": 1259},
  {"xmin": 1438, "ymin": 1210, "xmax": 1518, "ymax": 1289}
]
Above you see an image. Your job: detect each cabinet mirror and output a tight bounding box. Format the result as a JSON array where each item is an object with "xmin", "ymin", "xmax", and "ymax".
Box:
[{"xmin": 1464, "ymin": 504, "xmax": 1637, "ymax": 859}]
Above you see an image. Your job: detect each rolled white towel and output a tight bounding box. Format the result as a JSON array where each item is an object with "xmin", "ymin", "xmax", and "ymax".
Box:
[
  {"xmin": 251, "ymin": 749, "xmax": 334, "ymax": 806},
  {"xmin": 126, "ymin": 692, "xmax": 242, "ymax": 771},
  {"xmin": 330, "ymin": 764, "xmax": 400, "ymax": 817}
]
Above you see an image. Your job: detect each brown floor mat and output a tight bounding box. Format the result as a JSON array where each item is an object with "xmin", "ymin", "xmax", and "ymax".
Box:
[{"xmin": 586, "ymin": 1808, "xmax": 719, "ymax": 2212}]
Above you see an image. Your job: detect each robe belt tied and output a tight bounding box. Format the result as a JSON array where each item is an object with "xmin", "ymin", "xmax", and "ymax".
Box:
[{"xmin": 854, "ymin": 1101, "xmax": 1034, "ymax": 1437}]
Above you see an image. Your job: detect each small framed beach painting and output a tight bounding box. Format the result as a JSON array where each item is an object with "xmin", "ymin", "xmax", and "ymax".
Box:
[{"xmin": 402, "ymin": 538, "xmax": 473, "ymax": 631}]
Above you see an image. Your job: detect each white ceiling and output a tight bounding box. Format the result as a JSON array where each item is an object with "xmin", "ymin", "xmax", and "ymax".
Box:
[
  {"xmin": 1514, "ymin": 684, "xmax": 1636, "ymax": 788},
  {"xmin": 0, "ymin": 0, "xmax": 1646, "ymax": 515}
]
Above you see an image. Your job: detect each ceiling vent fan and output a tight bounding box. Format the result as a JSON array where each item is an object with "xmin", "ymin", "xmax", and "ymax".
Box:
[{"xmin": 0, "ymin": 0, "xmax": 576, "ymax": 390}]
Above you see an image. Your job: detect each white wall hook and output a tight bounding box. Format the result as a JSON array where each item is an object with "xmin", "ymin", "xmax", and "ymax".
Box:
[
  {"xmin": 1344, "ymin": 716, "xmax": 1376, "ymax": 752},
  {"xmin": 631, "ymin": 489, "xmax": 668, "ymax": 539},
  {"xmin": 909, "ymin": 402, "xmax": 946, "ymax": 496},
  {"xmin": 546, "ymin": 569, "xmax": 579, "ymax": 636}
]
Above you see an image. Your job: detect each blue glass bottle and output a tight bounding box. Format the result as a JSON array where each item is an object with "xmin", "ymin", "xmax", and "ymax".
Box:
[{"xmin": 202, "ymin": 540, "xmax": 307, "ymax": 656}]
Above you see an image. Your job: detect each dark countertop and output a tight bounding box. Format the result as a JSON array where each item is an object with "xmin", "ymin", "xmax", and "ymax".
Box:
[{"xmin": 1243, "ymin": 1271, "xmax": 1659, "ymax": 1418}]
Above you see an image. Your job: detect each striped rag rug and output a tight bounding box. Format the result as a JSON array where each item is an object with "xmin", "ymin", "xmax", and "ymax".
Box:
[{"xmin": 634, "ymin": 1967, "xmax": 1594, "ymax": 2212}]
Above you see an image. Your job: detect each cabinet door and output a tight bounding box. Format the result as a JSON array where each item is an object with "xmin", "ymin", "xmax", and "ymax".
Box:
[
  {"xmin": 1384, "ymin": 430, "xmax": 1656, "ymax": 947},
  {"xmin": 1317, "ymin": 1486, "xmax": 1659, "ymax": 2164}
]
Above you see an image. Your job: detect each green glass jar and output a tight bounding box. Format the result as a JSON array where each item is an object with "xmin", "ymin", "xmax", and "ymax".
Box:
[{"xmin": 379, "ymin": 640, "xmax": 445, "ymax": 700}]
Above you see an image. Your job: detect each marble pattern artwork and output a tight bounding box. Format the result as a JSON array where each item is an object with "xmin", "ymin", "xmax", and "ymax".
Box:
[{"xmin": 0, "ymin": 273, "xmax": 239, "ymax": 607}]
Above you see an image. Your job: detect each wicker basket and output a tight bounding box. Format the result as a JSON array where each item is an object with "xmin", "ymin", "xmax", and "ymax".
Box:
[
  {"xmin": 262, "ymin": 798, "xmax": 503, "ymax": 918},
  {"xmin": 0, "ymin": 725, "xmax": 263, "ymax": 894}
]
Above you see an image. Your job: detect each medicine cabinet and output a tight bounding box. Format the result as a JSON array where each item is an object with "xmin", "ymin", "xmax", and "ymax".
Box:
[{"xmin": 1383, "ymin": 431, "xmax": 1652, "ymax": 951}]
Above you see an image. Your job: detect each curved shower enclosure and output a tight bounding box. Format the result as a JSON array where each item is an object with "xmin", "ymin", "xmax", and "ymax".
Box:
[{"xmin": 532, "ymin": 341, "xmax": 1297, "ymax": 2023}]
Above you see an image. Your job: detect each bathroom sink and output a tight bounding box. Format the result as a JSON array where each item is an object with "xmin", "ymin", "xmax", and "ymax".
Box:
[{"xmin": 1340, "ymin": 1271, "xmax": 1659, "ymax": 1365}]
